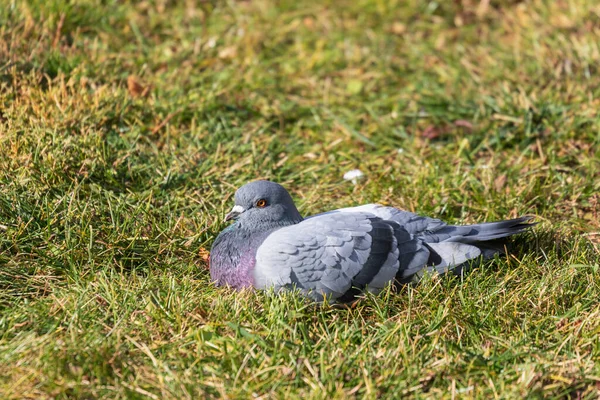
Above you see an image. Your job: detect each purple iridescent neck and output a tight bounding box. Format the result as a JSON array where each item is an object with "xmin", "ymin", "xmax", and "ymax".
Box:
[{"xmin": 209, "ymin": 224, "xmax": 276, "ymax": 288}]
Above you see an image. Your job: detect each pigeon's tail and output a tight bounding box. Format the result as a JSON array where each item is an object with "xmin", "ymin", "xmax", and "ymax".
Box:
[
  {"xmin": 452, "ymin": 216, "xmax": 536, "ymax": 243},
  {"xmin": 399, "ymin": 216, "xmax": 536, "ymax": 283},
  {"xmin": 421, "ymin": 216, "xmax": 536, "ymax": 244}
]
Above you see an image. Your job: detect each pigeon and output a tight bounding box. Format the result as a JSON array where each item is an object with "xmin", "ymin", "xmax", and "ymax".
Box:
[{"xmin": 209, "ymin": 180, "xmax": 535, "ymax": 302}]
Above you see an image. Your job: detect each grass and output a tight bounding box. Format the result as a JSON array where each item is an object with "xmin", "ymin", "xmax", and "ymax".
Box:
[{"xmin": 1, "ymin": 0, "xmax": 599, "ymax": 397}]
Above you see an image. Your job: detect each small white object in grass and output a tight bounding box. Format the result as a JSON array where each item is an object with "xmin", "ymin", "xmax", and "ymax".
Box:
[
  {"xmin": 343, "ymin": 169, "xmax": 365, "ymax": 184},
  {"xmin": 397, "ymin": 148, "xmax": 404, "ymax": 154},
  {"xmin": 0, "ymin": 224, "xmax": 6, "ymax": 231}
]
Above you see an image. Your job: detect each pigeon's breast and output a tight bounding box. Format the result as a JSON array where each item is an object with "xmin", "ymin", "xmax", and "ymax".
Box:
[
  {"xmin": 209, "ymin": 225, "xmax": 269, "ymax": 289},
  {"xmin": 209, "ymin": 250, "xmax": 256, "ymax": 288}
]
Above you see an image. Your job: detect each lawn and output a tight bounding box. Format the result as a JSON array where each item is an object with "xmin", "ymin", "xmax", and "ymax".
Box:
[{"xmin": 1, "ymin": 0, "xmax": 600, "ymax": 398}]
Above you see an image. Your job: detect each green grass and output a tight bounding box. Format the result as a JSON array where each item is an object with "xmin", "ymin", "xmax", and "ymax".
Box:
[{"xmin": 1, "ymin": 0, "xmax": 600, "ymax": 398}]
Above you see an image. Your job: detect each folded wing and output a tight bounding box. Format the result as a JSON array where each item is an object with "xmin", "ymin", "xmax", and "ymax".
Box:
[{"xmin": 254, "ymin": 211, "xmax": 429, "ymax": 301}]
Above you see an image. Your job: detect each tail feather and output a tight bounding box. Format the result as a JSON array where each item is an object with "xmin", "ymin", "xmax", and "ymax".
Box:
[
  {"xmin": 407, "ymin": 216, "xmax": 535, "ymax": 282},
  {"xmin": 424, "ymin": 216, "xmax": 536, "ymax": 244}
]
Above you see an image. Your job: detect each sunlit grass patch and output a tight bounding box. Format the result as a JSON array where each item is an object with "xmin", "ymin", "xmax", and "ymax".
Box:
[{"xmin": 1, "ymin": 0, "xmax": 599, "ymax": 398}]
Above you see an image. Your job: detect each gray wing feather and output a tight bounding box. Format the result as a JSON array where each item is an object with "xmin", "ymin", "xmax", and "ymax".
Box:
[
  {"xmin": 254, "ymin": 212, "xmax": 403, "ymax": 301},
  {"xmin": 328, "ymin": 204, "xmax": 447, "ymax": 235}
]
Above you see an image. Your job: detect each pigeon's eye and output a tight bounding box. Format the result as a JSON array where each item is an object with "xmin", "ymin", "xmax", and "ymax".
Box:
[{"xmin": 256, "ymin": 199, "xmax": 267, "ymax": 208}]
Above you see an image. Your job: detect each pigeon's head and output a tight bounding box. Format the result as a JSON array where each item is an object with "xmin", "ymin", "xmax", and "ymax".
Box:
[{"xmin": 225, "ymin": 180, "xmax": 303, "ymax": 228}]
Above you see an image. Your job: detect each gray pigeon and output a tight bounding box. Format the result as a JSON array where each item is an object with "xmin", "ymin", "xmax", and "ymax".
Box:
[{"xmin": 209, "ymin": 180, "xmax": 534, "ymax": 302}]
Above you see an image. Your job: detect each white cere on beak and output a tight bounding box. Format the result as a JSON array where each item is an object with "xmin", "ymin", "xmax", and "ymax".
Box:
[{"xmin": 224, "ymin": 205, "xmax": 246, "ymax": 222}]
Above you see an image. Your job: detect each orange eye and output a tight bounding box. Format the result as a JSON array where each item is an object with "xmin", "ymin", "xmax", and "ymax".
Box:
[{"xmin": 256, "ymin": 199, "xmax": 267, "ymax": 208}]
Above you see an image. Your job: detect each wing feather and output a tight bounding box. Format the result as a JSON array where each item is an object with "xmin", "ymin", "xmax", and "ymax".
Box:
[{"xmin": 254, "ymin": 212, "xmax": 408, "ymax": 301}]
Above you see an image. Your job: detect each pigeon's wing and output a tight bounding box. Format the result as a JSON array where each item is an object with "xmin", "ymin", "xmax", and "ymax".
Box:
[
  {"xmin": 253, "ymin": 212, "xmax": 430, "ymax": 302},
  {"xmin": 333, "ymin": 205, "xmax": 535, "ymax": 244},
  {"xmin": 325, "ymin": 204, "xmax": 447, "ymax": 235}
]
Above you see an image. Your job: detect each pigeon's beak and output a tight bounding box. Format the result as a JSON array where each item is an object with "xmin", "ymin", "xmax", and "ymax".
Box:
[{"xmin": 224, "ymin": 205, "xmax": 245, "ymax": 222}]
